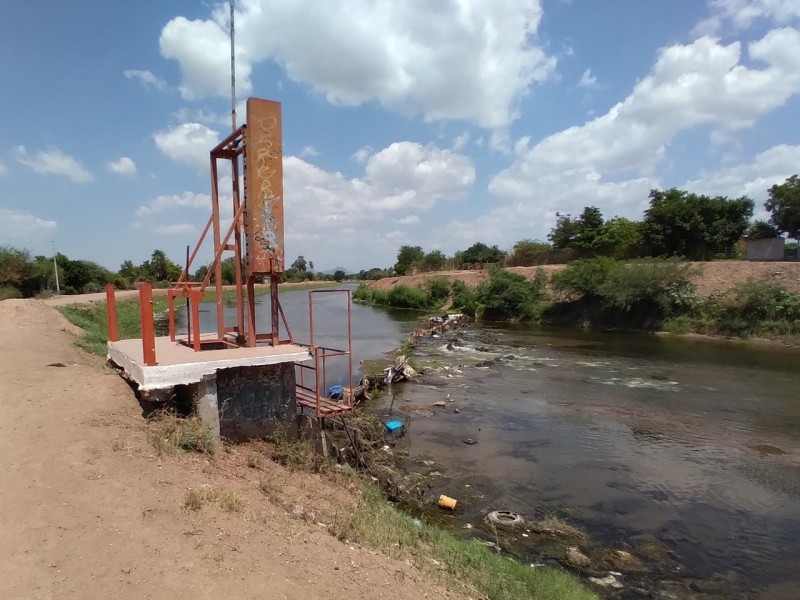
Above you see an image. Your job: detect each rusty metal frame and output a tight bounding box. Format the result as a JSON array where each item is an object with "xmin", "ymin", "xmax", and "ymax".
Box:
[
  {"xmin": 165, "ymin": 99, "xmax": 289, "ymax": 352},
  {"xmin": 296, "ymin": 289, "xmax": 354, "ymax": 417}
]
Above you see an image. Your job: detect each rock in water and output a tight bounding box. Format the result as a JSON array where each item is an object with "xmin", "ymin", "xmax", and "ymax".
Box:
[{"xmin": 565, "ymin": 546, "xmax": 592, "ymax": 569}]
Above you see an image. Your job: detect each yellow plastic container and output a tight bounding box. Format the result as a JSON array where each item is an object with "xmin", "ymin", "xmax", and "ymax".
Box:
[{"xmin": 438, "ymin": 495, "xmax": 458, "ymax": 511}]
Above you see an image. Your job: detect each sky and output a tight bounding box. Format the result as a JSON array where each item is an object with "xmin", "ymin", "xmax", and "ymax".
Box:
[{"xmin": 1, "ymin": 0, "xmax": 799, "ymax": 272}]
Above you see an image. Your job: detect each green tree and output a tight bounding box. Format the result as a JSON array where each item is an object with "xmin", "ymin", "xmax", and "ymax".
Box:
[
  {"xmin": 147, "ymin": 250, "xmax": 181, "ymax": 282},
  {"xmin": 642, "ymin": 189, "xmax": 753, "ymax": 259},
  {"xmin": 573, "ymin": 206, "xmax": 604, "ymax": 253},
  {"xmin": 461, "ymin": 242, "xmax": 505, "ymax": 266},
  {"xmin": 746, "ymin": 220, "xmax": 781, "ymax": 239},
  {"xmin": 766, "ymin": 175, "xmax": 800, "ymax": 240},
  {"xmin": 291, "ymin": 256, "xmax": 308, "ymax": 272},
  {"xmin": 394, "ymin": 245, "xmax": 424, "ymax": 275},
  {"xmin": 507, "ymin": 239, "xmax": 550, "ymax": 266},
  {"xmin": 548, "ymin": 213, "xmax": 580, "ymax": 249},
  {"xmin": 594, "ymin": 217, "xmax": 643, "ymax": 258},
  {"xmin": 333, "ymin": 269, "xmax": 346, "ymax": 281},
  {"xmin": 420, "ymin": 250, "xmax": 447, "ymax": 271}
]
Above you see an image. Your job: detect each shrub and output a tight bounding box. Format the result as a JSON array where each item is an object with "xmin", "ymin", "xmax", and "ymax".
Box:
[
  {"xmin": 451, "ymin": 280, "xmax": 477, "ymax": 316},
  {"xmin": 386, "ymin": 284, "xmax": 431, "ymax": 309},
  {"xmin": 476, "ymin": 269, "xmax": 547, "ymax": 321},
  {"xmin": 424, "ymin": 277, "xmax": 451, "ymax": 306},
  {"xmin": 0, "ymin": 285, "xmax": 22, "ymax": 300},
  {"xmin": 698, "ymin": 280, "xmax": 800, "ymax": 336},
  {"xmin": 597, "ymin": 258, "xmax": 697, "ymax": 315},
  {"xmin": 551, "ymin": 257, "xmax": 619, "ymax": 297},
  {"xmin": 353, "ymin": 284, "xmax": 374, "ymax": 303}
]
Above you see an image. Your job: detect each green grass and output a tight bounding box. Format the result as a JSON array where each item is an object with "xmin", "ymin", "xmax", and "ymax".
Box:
[
  {"xmin": 59, "ymin": 296, "xmax": 171, "ymax": 355},
  {"xmin": 332, "ymin": 484, "xmax": 597, "ymax": 600}
]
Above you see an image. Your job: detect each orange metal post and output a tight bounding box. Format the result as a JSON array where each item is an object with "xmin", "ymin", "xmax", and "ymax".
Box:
[
  {"xmin": 167, "ymin": 291, "xmax": 176, "ymax": 342},
  {"xmin": 139, "ymin": 283, "xmax": 157, "ymax": 366},
  {"xmin": 210, "ymin": 157, "xmax": 225, "ymax": 341},
  {"xmin": 105, "ymin": 284, "xmax": 119, "ymax": 342},
  {"xmin": 191, "ymin": 290, "xmax": 202, "ymax": 352}
]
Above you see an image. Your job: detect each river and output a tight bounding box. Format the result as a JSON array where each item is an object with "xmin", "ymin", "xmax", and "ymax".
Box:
[{"xmin": 185, "ymin": 286, "xmax": 800, "ymax": 598}]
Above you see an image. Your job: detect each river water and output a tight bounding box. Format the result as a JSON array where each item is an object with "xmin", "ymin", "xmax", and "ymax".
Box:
[{"xmin": 182, "ymin": 287, "xmax": 800, "ymax": 598}]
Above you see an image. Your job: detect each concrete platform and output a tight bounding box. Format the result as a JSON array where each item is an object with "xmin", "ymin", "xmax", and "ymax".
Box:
[{"xmin": 108, "ymin": 336, "xmax": 312, "ymax": 391}]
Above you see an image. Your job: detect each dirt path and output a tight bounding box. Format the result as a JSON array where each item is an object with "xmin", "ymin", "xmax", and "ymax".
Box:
[
  {"xmin": 370, "ymin": 261, "xmax": 800, "ymax": 296},
  {"xmin": 0, "ymin": 299, "xmax": 461, "ymax": 600}
]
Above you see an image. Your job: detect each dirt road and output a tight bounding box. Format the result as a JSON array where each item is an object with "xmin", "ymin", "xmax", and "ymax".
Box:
[
  {"xmin": 0, "ymin": 299, "xmax": 460, "ymax": 600},
  {"xmin": 370, "ymin": 261, "xmax": 800, "ymax": 296}
]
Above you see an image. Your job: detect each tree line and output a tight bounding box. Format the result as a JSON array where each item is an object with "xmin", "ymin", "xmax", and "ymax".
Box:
[
  {"xmin": 392, "ymin": 177, "xmax": 800, "ymax": 273},
  {"xmin": 0, "ymin": 247, "xmax": 389, "ymax": 300}
]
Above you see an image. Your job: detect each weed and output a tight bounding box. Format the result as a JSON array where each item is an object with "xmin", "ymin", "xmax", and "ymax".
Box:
[
  {"xmin": 268, "ymin": 428, "xmax": 326, "ymax": 472},
  {"xmin": 184, "ymin": 487, "xmax": 242, "ymax": 512},
  {"xmin": 148, "ymin": 413, "xmax": 216, "ymax": 456}
]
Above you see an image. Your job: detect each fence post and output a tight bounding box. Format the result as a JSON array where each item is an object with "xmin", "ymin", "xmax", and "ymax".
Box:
[
  {"xmin": 139, "ymin": 283, "xmax": 157, "ymax": 366},
  {"xmin": 105, "ymin": 284, "xmax": 119, "ymax": 342}
]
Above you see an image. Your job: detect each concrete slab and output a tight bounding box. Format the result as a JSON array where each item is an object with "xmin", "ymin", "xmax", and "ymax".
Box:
[{"xmin": 108, "ymin": 336, "xmax": 312, "ymax": 390}]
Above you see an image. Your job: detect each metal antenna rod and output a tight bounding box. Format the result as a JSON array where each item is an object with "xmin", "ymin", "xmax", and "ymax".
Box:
[
  {"xmin": 52, "ymin": 240, "xmax": 60, "ymax": 295},
  {"xmin": 230, "ymin": 0, "xmax": 236, "ymax": 132}
]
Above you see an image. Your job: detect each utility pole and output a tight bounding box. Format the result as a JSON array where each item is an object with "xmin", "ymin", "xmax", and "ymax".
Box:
[
  {"xmin": 230, "ymin": 0, "xmax": 236, "ymax": 132},
  {"xmin": 52, "ymin": 240, "xmax": 60, "ymax": 295}
]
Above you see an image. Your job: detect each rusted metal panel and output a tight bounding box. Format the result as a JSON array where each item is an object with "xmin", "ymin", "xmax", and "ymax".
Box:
[{"xmin": 245, "ymin": 98, "xmax": 284, "ymax": 275}]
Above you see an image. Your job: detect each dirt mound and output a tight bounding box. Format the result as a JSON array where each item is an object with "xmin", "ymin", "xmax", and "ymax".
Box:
[
  {"xmin": 0, "ymin": 298, "xmax": 82, "ymax": 334},
  {"xmin": 370, "ymin": 261, "xmax": 800, "ymax": 296}
]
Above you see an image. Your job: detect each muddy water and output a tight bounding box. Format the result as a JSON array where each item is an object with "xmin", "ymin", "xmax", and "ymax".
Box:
[{"xmin": 376, "ymin": 325, "xmax": 800, "ymax": 598}]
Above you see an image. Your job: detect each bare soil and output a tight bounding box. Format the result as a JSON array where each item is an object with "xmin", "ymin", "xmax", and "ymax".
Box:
[
  {"xmin": 0, "ymin": 299, "xmax": 463, "ymax": 600},
  {"xmin": 370, "ymin": 261, "xmax": 800, "ymax": 296}
]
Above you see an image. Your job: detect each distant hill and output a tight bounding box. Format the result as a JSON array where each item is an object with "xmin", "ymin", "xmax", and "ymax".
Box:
[{"xmin": 318, "ymin": 267, "xmax": 347, "ymax": 275}]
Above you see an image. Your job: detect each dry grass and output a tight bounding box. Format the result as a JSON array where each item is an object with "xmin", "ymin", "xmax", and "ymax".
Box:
[
  {"xmin": 529, "ymin": 516, "xmax": 589, "ymax": 542},
  {"xmin": 184, "ymin": 487, "xmax": 242, "ymax": 512},
  {"xmin": 148, "ymin": 413, "xmax": 216, "ymax": 456}
]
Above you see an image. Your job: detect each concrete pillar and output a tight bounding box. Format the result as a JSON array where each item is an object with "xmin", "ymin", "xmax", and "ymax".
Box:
[{"xmin": 193, "ymin": 375, "xmax": 220, "ymax": 438}]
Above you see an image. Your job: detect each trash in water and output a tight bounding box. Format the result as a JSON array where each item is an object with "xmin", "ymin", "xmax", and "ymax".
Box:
[
  {"xmin": 463, "ymin": 438, "xmax": 477, "ymax": 445},
  {"xmin": 438, "ymin": 495, "xmax": 458, "ymax": 510},
  {"xmin": 384, "ymin": 420, "xmax": 404, "ymax": 433},
  {"xmin": 327, "ymin": 385, "xmax": 344, "ymax": 399}
]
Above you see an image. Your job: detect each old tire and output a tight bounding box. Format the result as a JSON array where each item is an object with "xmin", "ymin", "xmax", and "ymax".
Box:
[{"xmin": 486, "ymin": 510, "xmax": 525, "ymax": 529}]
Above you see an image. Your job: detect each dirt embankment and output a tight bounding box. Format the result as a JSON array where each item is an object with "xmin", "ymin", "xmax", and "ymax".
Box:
[
  {"xmin": 370, "ymin": 261, "xmax": 800, "ymax": 296},
  {"xmin": 0, "ymin": 299, "xmax": 463, "ymax": 600}
]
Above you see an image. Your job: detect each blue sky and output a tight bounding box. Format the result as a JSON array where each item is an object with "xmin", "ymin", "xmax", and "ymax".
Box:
[{"xmin": 1, "ymin": 0, "xmax": 799, "ymax": 271}]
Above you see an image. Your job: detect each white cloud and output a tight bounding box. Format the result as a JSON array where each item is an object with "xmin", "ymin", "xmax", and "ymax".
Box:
[
  {"xmin": 683, "ymin": 144, "xmax": 800, "ymax": 216},
  {"xmin": 299, "ymin": 145, "xmax": 318, "ymax": 158},
  {"xmin": 135, "ymin": 191, "xmax": 211, "ymax": 219},
  {"xmin": 352, "ymin": 147, "xmax": 373, "ymax": 164},
  {"xmin": 159, "ymin": 0, "xmax": 555, "ymax": 128},
  {"xmin": 153, "ymin": 122, "xmax": 221, "ymax": 171},
  {"xmin": 577, "ymin": 68, "xmax": 598, "ymax": 88},
  {"xmin": 0, "ymin": 161, "xmax": 8, "ymax": 176},
  {"xmin": 395, "ymin": 214, "xmax": 421, "ymax": 225},
  {"xmin": 154, "ymin": 223, "xmax": 196, "ymax": 235},
  {"xmin": 432, "ymin": 28, "xmax": 800, "ymax": 251},
  {"xmin": 15, "ymin": 146, "xmax": 93, "ymax": 183},
  {"xmin": 696, "ymin": 0, "xmax": 800, "ymax": 34},
  {"xmin": 492, "ymin": 28, "xmax": 800, "ymax": 201},
  {"xmin": 284, "ymin": 142, "xmax": 474, "ymax": 249},
  {"xmin": 452, "ymin": 131, "xmax": 471, "ymax": 152},
  {"xmin": 123, "ymin": 69, "xmax": 168, "ymax": 91},
  {"xmin": 0, "ymin": 208, "xmax": 57, "ymax": 245},
  {"xmin": 107, "ymin": 156, "xmax": 137, "ymax": 176}
]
